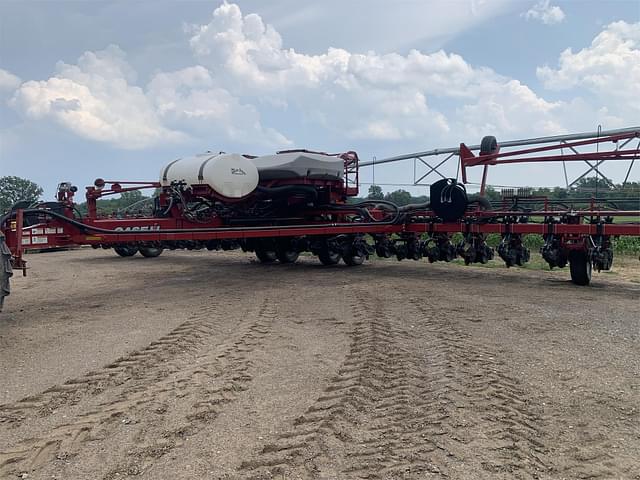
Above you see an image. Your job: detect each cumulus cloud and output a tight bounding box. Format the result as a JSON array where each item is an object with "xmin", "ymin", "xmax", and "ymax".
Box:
[
  {"xmin": 186, "ymin": 2, "xmax": 562, "ymax": 142},
  {"xmin": 6, "ymin": 2, "xmax": 572, "ymax": 150},
  {"xmin": 537, "ymin": 21, "xmax": 640, "ymax": 118},
  {"xmin": 456, "ymin": 79, "xmax": 563, "ymax": 139},
  {"xmin": 0, "ymin": 68, "xmax": 21, "ymax": 91},
  {"xmin": 147, "ymin": 66, "xmax": 291, "ymax": 146},
  {"xmin": 10, "ymin": 46, "xmax": 185, "ymax": 149},
  {"xmin": 9, "ymin": 44, "xmax": 289, "ymax": 150},
  {"xmin": 522, "ymin": 0, "xmax": 565, "ymax": 25},
  {"xmin": 7, "ymin": 2, "xmax": 635, "ymax": 156}
]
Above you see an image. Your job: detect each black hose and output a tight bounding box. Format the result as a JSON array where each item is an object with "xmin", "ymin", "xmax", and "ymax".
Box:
[
  {"xmin": 160, "ymin": 196, "xmax": 174, "ymax": 216},
  {"xmin": 321, "ymin": 199, "xmax": 402, "ymax": 224},
  {"xmin": 0, "ymin": 200, "xmax": 39, "ymax": 227},
  {"xmin": 0, "ymin": 213, "xmax": 10, "ymax": 229},
  {"xmin": 467, "ymin": 195, "xmax": 491, "ymax": 210},
  {"xmin": 398, "ymin": 202, "xmax": 430, "ymax": 212},
  {"xmin": 320, "ymin": 205, "xmax": 377, "ymax": 221},
  {"xmin": 7, "ymin": 207, "xmax": 404, "ymax": 235}
]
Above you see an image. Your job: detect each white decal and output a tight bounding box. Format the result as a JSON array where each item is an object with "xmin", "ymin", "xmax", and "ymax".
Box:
[
  {"xmin": 114, "ymin": 225, "xmax": 161, "ymax": 232},
  {"xmin": 31, "ymin": 236, "xmax": 48, "ymax": 245}
]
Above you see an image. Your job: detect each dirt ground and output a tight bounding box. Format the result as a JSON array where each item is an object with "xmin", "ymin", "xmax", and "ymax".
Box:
[{"xmin": 0, "ymin": 248, "xmax": 638, "ymax": 480}]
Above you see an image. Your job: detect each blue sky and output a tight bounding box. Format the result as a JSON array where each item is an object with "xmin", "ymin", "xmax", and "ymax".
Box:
[{"xmin": 0, "ymin": 0, "xmax": 638, "ymax": 198}]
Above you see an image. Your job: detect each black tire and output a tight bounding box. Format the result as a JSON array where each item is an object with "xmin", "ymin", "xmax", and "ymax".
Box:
[
  {"xmin": 255, "ymin": 248, "xmax": 277, "ymax": 263},
  {"xmin": 318, "ymin": 250, "xmax": 340, "ymax": 265},
  {"xmin": 480, "ymin": 135, "xmax": 498, "ymax": 155},
  {"xmin": 569, "ymin": 251, "xmax": 592, "ymax": 286},
  {"xmin": 275, "ymin": 238, "xmax": 299, "ymax": 263},
  {"xmin": 139, "ymin": 246, "xmax": 163, "ymax": 258},
  {"xmin": 276, "ymin": 249, "xmax": 299, "ymax": 263},
  {"xmin": 114, "ymin": 245, "xmax": 138, "ymax": 257},
  {"xmin": 343, "ymin": 252, "xmax": 365, "ymax": 266},
  {"xmin": 516, "ymin": 249, "xmax": 530, "ymax": 266}
]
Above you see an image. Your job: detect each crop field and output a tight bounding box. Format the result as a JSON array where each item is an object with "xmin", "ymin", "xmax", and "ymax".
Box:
[{"xmin": 1, "ymin": 248, "xmax": 639, "ymax": 479}]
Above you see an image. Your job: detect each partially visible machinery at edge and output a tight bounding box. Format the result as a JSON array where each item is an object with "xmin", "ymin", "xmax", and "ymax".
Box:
[{"xmin": 1, "ymin": 127, "xmax": 639, "ymax": 310}]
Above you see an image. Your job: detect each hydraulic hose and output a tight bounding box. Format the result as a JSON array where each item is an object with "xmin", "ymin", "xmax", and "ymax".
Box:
[
  {"xmin": 5, "ymin": 207, "xmax": 405, "ymax": 235},
  {"xmin": 320, "ymin": 199, "xmax": 402, "ymax": 224},
  {"xmin": 398, "ymin": 202, "xmax": 430, "ymax": 212},
  {"xmin": 0, "ymin": 213, "xmax": 10, "ymax": 229}
]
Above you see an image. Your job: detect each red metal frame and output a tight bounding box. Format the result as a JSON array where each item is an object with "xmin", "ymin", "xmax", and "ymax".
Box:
[
  {"xmin": 2, "ymin": 132, "xmax": 638, "ymax": 282},
  {"xmin": 460, "ymin": 131, "xmax": 639, "ymax": 187},
  {"xmin": 8, "ymin": 202, "xmax": 638, "ymax": 246}
]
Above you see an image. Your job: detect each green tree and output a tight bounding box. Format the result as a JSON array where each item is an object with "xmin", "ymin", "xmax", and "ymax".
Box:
[
  {"xmin": 573, "ymin": 176, "xmax": 614, "ymax": 191},
  {"xmin": 482, "ymin": 185, "xmax": 501, "ymax": 201},
  {"xmin": 0, "ymin": 176, "xmax": 44, "ymax": 214},
  {"xmin": 118, "ymin": 190, "xmax": 144, "ymax": 209},
  {"xmin": 552, "ymin": 186, "xmax": 568, "ymax": 199},
  {"xmin": 384, "ymin": 189, "xmax": 412, "ymax": 206},
  {"xmin": 367, "ymin": 184, "xmax": 384, "ymax": 200}
]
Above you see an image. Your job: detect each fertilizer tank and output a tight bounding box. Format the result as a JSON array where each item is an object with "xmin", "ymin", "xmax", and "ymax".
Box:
[{"xmin": 160, "ymin": 153, "xmax": 259, "ymax": 199}]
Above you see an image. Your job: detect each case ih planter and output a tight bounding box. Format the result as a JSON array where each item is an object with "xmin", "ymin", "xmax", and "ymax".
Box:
[{"xmin": 1, "ymin": 127, "xmax": 639, "ymax": 309}]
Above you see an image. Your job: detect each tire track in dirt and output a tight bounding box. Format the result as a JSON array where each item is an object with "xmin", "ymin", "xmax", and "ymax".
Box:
[
  {"xmin": 0, "ymin": 296, "xmax": 277, "ymax": 478},
  {"xmin": 0, "ymin": 306, "xmax": 219, "ymax": 427},
  {"xmin": 408, "ymin": 297, "xmax": 633, "ymax": 480},
  {"xmin": 99, "ymin": 298, "xmax": 277, "ymax": 479},
  {"xmin": 241, "ymin": 292, "xmax": 431, "ymax": 478},
  {"xmin": 242, "ymin": 291, "xmax": 550, "ymax": 479},
  {"xmin": 544, "ymin": 393, "xmax": 637, "ymax": 480},
  {"xmin": 404, "ymin": 297, "xmax": 549, "ymax": 478}
]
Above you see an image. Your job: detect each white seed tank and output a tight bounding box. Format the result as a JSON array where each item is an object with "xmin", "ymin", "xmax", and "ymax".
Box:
[{"xmin": 160, "ymin": 153, "xmax": 259, "ymax": 199}]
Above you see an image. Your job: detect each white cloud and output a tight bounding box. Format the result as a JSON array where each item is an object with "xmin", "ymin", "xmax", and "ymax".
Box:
[
  {"xmin": 10, "ymin": 45, "xmax": 184, "ymax": 149},
  {"xmin": 523, "ymin": 1, "xmax": 565, "ymax": 25},
  {"xmin": 537, "ymin": 21, "xmax": 640, "ymax": 118},
  {"xmin": 147, "ymin": 66, "xmax": 291, "ymax": 146},
  {"xmin": 9, "ymin": 44, "xmax": 289, "ymax": 149},
  {"xmin": 0, "ymin": 68, "xmax": 21, "ymax": 91},
  {"xmin": 7, "ymin": 2, "xmax": 636, "ymax": 160},
  {"xmin": 186, "ymin": 3, "xmax": 562, "ymax": 142},
  {"xmin": 456, "ymin": 79, "xmax": 562, "ymax": 139}
]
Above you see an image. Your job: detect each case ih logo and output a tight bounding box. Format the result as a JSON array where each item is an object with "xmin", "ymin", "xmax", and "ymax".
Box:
[
  {"xmin": 231, "ymin": 168, "xmax": 247, "ymax": 175},
  {"xmin": 114, "ymin": 225, "xmax": 161, "ymax": 232}
]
